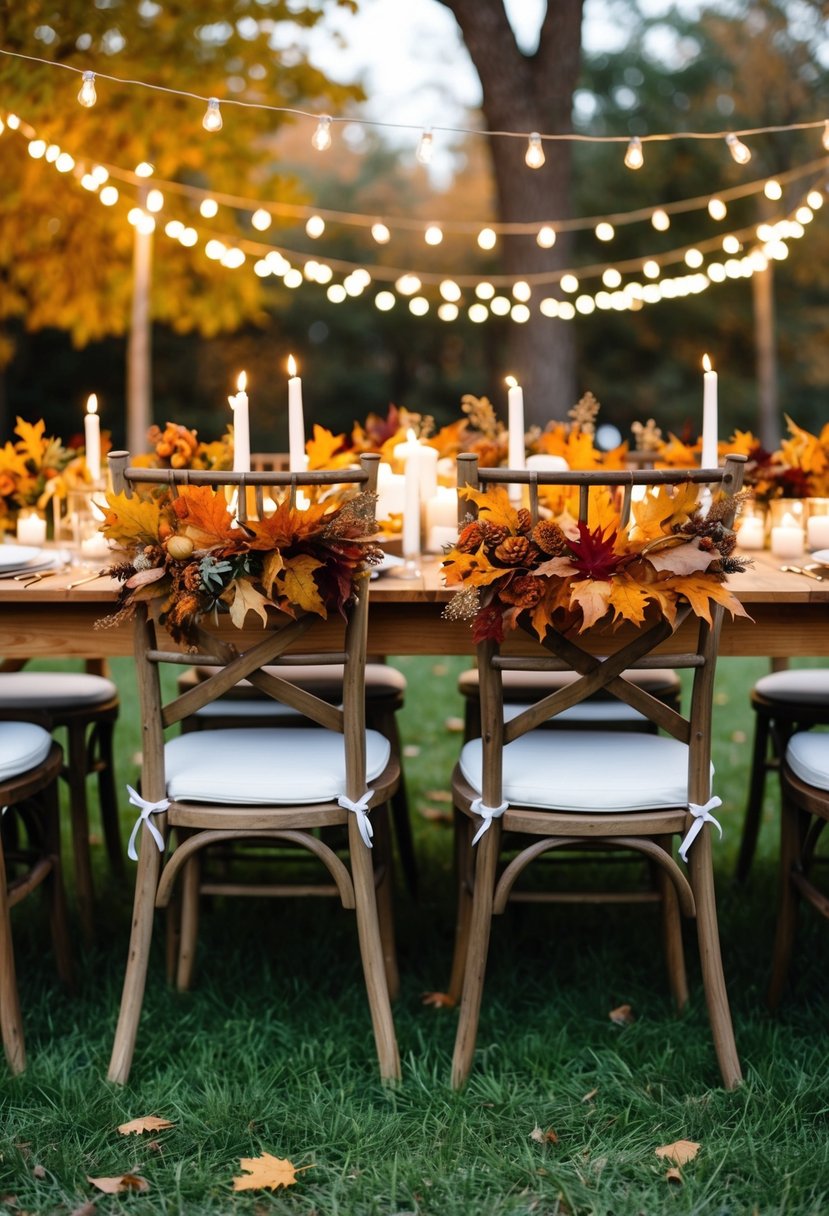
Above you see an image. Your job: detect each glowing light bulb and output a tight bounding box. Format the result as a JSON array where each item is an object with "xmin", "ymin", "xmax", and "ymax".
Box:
[
  {"xmin": 135, "ymin": 161, "xmax": 154, "ymax": 177},
  {"xmin": 371, "ymin": 222, "xmax": 390, "ymax": 244},
  {"xmin": 602, "ymin": 268, "xmax": 622, "ymax": 288},
  {"xmin": 55, "ymin": 152, "xmax": 75, "ymax": 173},
  {"xmin": 722, "ymin": 234, "xmax": 741, "ymax": 254},
  {"xmin": 708, "ymin": 198, "xmax": 727, "ymax": 221},
  {"xmin": 624, "ymin": 135, "xmax": 644, "ymax": 170},
  {"xmin": 807, "ymin": 190, "xmax": 823, "ymax": 209},
  {"xmin": 375, "ymin": 291, "xmax": 396, "ymax": 311},
  {"xmin": 424, "ymin": 224, "xmax": 443, "ymax": 246},
  {"xmin": 595, "ymin": 222, "xmax": 615, "ymax": 241},
  {"xmin": 560, "ymin": 274, "xmax": 579, "ymax": 293},
  {"xmin": 202, "ymin": 97, "xmax": 222, "ymax": 133},
  {"xmin": 27, "ymin": 139, "xmax": 46, "ymax": 159},
  {"xmin": 536, "ymin": 225, "xmax": 556, "ymax": 248},
  {"xmin": 6, "ymin": 114, "xmax": 20, "ymax": 130},
  {"xmin": 477, "ymin": 227, "xmax": 497, "ymax": 250},
  {"xmin": 764, "ymin": 179, "xmax": 782, "ymax": 200},
  {"xmin": 512, "ymin": 281, "xmax": 531, "ymax": 302},
  {"xmin": 651, "ymin": 209, "xmax": 670, "ymax": 231},
  {"xmin": 440, "ymin": 280, "xmax": 461, "ymax": 302},
  {"xmin": 145, "ymin": 188, "xmax": 164, "ymax": 212},
  {"xmin": 78, "ymin": 70, "xmax": 97, "ymax": 108},
  {"xmin": 251, "ymin": 208, "xmax": 271, "ymax": 231},
  {"xmin": 726, "ymin": 133, "xmax": 751, "ymax": 164},
  {"xmin": 416, "ymin": 129, "xmax": 433, "ymax": 165},
  {"xmin": 823, "ymin": 120, "xmax": 829, "ymax": 152},
  {"xmin": 643, "ymin": 259, "xmax": 660, "ymax": 279},
  {"xmin": 99, "ymin": 185, "xmax": 118, "ymax": 206},
  {"xmin": 684, "ymin": 248, "xmax": 703, "ymax": 268},
  {"xmin": 200, "ymin": 198, "xmax": 218, "ymax": 218},
  {"xmin": 305, "ymin": 215, "xmax": 325, "ymax": 239},
  {"xmin": 476, "ymin": 282, "xmax": 494, "ymax": 300},
  {"xmin": 311, "ymin": 114, "xmax": 332, "ymax": 151},
  {"xmin": 525, "ymin": 132, "xmax": 545, "ymax": 169}
]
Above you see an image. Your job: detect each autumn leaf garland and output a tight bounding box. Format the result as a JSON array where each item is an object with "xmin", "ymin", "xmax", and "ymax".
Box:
[
  {"xmin": 97, "ymin": 484, "xmax": 381, "ymax": 643},
  {"xmin": 442, "ymin": 484, "xmax": 751, "ymax": 643}
]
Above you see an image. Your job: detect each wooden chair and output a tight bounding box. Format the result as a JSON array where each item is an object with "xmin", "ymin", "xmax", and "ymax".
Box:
[
  {"xmin": 1, "ymin": 722, "xmax": 72, "ymax": 1072},
  {"xmin": 0, "ymin": 668, "xmax": 122, "ymax": 940},
  {"xmin": 736, "ymin": 669, "xmax": 829, "ymax": 881},
  {"xmin": 106, "ymin": 452, "xmax": 400, "ymax": 1084},
  {"xmin": 447, "ymin": 453, "xmax": 746, "ymax": 1089},
  {"xmin": 768, "ymin": 732, "xmax": 829, "ymax": 1007}
]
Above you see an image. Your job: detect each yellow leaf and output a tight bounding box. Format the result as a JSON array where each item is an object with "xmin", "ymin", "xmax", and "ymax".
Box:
[
  {"xmin": 629, "ymin": 482, "xmax": 699, "ymax": 543},
  {"xmin": 305, "ymin": 423, "xmax": 350, "ymax": 470},
  {"xmin": 569, "ymin": 578, "xmax": 612, "ymax": 630},
  {"xmin": 260, "ymin": 549, "xmax": 284, "ymax": 598},
  {"xmin": 231, "ymin": 1153, "xmax": 302, "ymax": 1192},
  {"xmin": 280, "ymin": 553, "xmax": 327, "ymax": 616},
  {"xmin": 660, "ymin": 575, "xmax": 752, "ymax": 626},
  {"xmin": 226, "ymin": 578, "xmax": 272, "ymax": 629},
  {"xmin": 102, "ymin": 490, "xmax": 163, "ymax": 547},
  {"xmin": 87, "ymin": 1174, "xmax": 149, "ymax": 1194},
  {"xmin": 14, "ymin": 417, "xmax": 47, "ymax": 464},
  {"xmin": 117, "ymin": 1115, "xmax": 175, "ymax": 1136},
  {"xmin": 655, "ymin": 1139, "xmax": 701, "ymax": 1166},
  {"xmin": 442, "ymin": 544, "xmax": 506, "ymax": 589},
  {"xmin": 608, "ymin": 574, "xmax": 651, "ymax": 627},
  {"xmin": 459, "ymin": 483, "xmax": 520, "ymax": 530}
]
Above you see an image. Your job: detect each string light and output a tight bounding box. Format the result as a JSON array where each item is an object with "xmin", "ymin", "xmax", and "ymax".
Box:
[
  {"xmin": 624, "ymin": 136, "xmax": 644, "ymax": 170},
  {"xmin": 311, "ymin": 115, "xmax": 332, "ymax": 152},
  {"xmin": 708, "ymin": 198, "xmax": 727, "ymax": 220},
  {"xmin": 371, "ymin": 222, "xmax": 390, "ymax": 244},
  {"xmin": 424, "ymin": 224, "xmax": 443, "ymax": 246},
  {"xmin": 202, "ymin": 97, "xmax": 222, "ymax": 133},
  {"xmin": 416, "ymin": 129, "xmax": 433, "ymax": 165},
  {"xmin": 726, "ymin": 133, "xmax": 751, "ymax": 164},
  {"xmin": 477, "ymin": 227, "xmax": 497, "ymax": 250},
  {"xmin": 305, "ymin": 215, "xmax": 325, "ymax": 238},
  {"xmin": 595, "ymin": 222, "xmax": 615, "ymax": 241},
  {"xmin": 200, "ymin": 198, "xmax": 218, "ymax": 218},
  {"xmin": 77, "ymin": 71, "xmax": 97, "ymax": 108},
  {"xmin": 525, "ymin": 132, "xmax": 545, "ymax": 169},
  {"xmin": 651, "ymin": 209, "xmax": 670, "ymax": 231},
  {"xmin": 536, "ymin": 226, "xmax": 556, "ymax": 248},
  {"xmin": 764, "ymin": 179, "xmax": 782, "ymax": 200},
  {"xmin": 145, "ymin": 188, "xmax": 164, "ymax": 212},
  {"xmin": 722, "ymin": 234, "xmax": 742, "ymax": 254},
  {"xmin": 251, "ymin": 208, "xmax": 271, "ymax": 231},
  {"xmin": 135, "ymin": 161, "xmax": 154, "ymax": 177}
]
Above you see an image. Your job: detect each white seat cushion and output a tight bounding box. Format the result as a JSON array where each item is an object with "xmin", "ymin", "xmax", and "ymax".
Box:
[
  {"xmin": 755, "ymin": 669, "xmax": 829, "ymax": 706},
  {"xmin": 0, "ymin": 672, "xmax": 117, "ymax": 709},
  {"xmin": 460, "ymin": 731, "xmax": 697, "ymax": 812},
  {"xmin": 0, "ymin": 721, "xmax": 53, "ymax": 781},
  {"xmin": 504, "ymin": 701, "xmax": 647, "ymax": 725},
  {"xmin": 164, "ymin": 727, "xmax": 391, "ymax": 804},
  {"xmin": 193, "ymin": 662, "xmax": 406, "ymax": 699},
  {"xmin": 786, "ymin": 732, "xmax": 829, "ymax": 791}
]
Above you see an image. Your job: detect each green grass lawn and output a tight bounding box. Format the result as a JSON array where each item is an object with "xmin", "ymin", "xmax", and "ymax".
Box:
[{"xmin": 2, "ymin": 655, "xmax": 828, "ymax": 1215}]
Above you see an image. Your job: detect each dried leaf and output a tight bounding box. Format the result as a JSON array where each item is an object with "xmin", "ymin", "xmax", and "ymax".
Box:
[
  {"xmin": 172, "ymin": 485, "xmax": 239, "ymax": 549},
  {"xmin": 442, "ymin": 544, "xmax": 506, "ymax": 590},
  {"xmin": 231, "ymin": 1153, "xmax": 302, "ymax": 1192},
  {"xmin": 279, "ymin": 554, "xmax": 326, "ymax": 616},
  {"xmin": 648, "ymin": 541, "xmax": 714, "ymax": 576},
  {"xmin": 609, "ymin": 1003, "xmax": 635, "ymax": 1025},
  {"xmin": 459, "ymin": 483, "xmax": 520, "ymax": 531},
  {"xmin": 569, "ymin": 578, "xmax": 612, "ymax": 630},
  {"xmin": 32, "ymin": 1165, "xmax": 46, "ymax": 1180},
  {"xmin": 581, "ymin": 1088, "xmax": 598, "ymax": 1103},
  {"xmin": 660, "ymin": 575, "xmax": 752, "ymax": 626},
  {"xmin": 607, "ymin": 573, "xmax": 652, "ymax": 627},
  {"xmin": 629, "ymin": 482, "xmax": 699, "ymax": 541},
  {"xmin": 102, "ymin": 490, "xmax": 163, "ymax": 547},
  {"xmin": 226, "ymin": 578, "xmax": 272, "ymax": 629},
  {"xmin": 530, "ymin": 1125, "xmax": 558, "ymax": 1144},
  {"xmin": 421, "ymin": 991, "xmax": 456, "ymax": 1008},
  {"xmin": 665, "ymin": 1166, "xmax": 683, "ymax": 1184},
  {"xmin": 417, "ymin": 804, "xmax": 453, "ymax": 824},
  {"xmin": 124, "ymin": 566, "xmax": 167, "ymax": 590},
  {"xmin": 305, "ymin": 424, "xmax": 350, "ymax": 470},
  {"xmin": 88, "ymin": 1174, "xmax": 149, "ymax": 1194},
  {"xmin": 69, "ymin": 1203, "xmax": 97, "ymax": 1216},
  {"xmin": 117, "ymin": 1115, "xmax": 175, "ymax": 1136},
  {"xmin": 655, "ymin": 1140, "xmax": 701, "ymax": 1166},
  {"xmin": 425, "ymin": 789, "xmax": 452, "ymax": 803},
  {"xmin": 260, "ymin": 549, "xmax": 284, "ymax": 599}
]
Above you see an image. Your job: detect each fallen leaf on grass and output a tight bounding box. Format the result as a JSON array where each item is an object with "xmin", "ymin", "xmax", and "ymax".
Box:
[
  {"xmin": 581, "ymin": 1088, "xmax": 598, "ymax": 1103},
  {"xmin": 69, "ymin": 1203, "xmax": 97, "ymax": 1216},
  {"xmin": 425, "ymin": 789, "xmax": 453, "ymax": 803},
  {"xmin": 609, "ymin": 1003, "xmax": 635, "ymax": 1025},
  {"xmin": 421, "ymin": 991, "xmax": 456, "ymax": 1008},
  {"xmin": 444, "ymin": 716, "xmax": 465, "ymax": 732},
  {"xmin": 88, "ymin": 1174, "xmax": 149, "ymax": 1194},
  {"xmin": 655, "ymin": 1139, "xmax": 700, "ymax": 1165},
  {"xmin": 117, "ymin": 1114, "xmax": 175, "ymax": 1135},
  {"xmin": 530, "ymin": 1125, "xmax": 558, "ymax": 1144},
  {"xmin": 32, "ymin": 1166, "xmax": 46, "ymax": 1180},
  {"xmin": 417, "ymin": 804, "xmax": 452, "ymax": 824},
  {"xmin": 232, "ymin": 1153, "xmax": 307, "ymax": 1192},
  {"xmin": 665, "ymin": 1166, "xmax": 683, "ymax": 1184}
]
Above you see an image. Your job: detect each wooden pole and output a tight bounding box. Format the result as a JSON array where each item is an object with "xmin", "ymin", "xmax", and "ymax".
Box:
[{"xmin": 753, "ymin": 262, "xmax": 780, "ymax": 450}]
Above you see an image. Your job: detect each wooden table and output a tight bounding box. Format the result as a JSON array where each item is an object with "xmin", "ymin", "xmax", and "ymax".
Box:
[{"xmin": 0, "ymin": 550, "xmax": 827, "ymax": 659}]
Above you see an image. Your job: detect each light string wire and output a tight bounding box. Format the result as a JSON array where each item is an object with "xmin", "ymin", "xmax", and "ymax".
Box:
[{"xmin": 1, "ymin": 45, "xmax": 828, "ymax": 146}]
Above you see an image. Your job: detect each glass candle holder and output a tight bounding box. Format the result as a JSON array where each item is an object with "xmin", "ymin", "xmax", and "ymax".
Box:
[
  {"xmin": 768, "ymin": 498, "xmax": 806, "ymax": 559},
  {"xmin": 806, "ymin": 498, "xmax": 829, "ymax": 552},
  {"xmin": 735, "ymin": 496, "xmax": 766, "ymax": 550}
]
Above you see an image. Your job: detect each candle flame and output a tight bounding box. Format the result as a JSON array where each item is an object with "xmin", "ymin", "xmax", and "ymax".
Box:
[
  {"xmin": 287, "ymin": 354, "xmax": 297, "ymax": 377},
  {"xmin": 236, "ymin": 370, "xmax": 247, "ymax": 392},
  {"xmin": 505, "ymin": 375, "xmax": 517, "ymax": 388},
  {"xmin": 702, "ymin": 353, "xmax": 713, "ymax": 373},
  {"xmin": 86, "ymin": 393, "xmax": 98, "ymax": 415}
]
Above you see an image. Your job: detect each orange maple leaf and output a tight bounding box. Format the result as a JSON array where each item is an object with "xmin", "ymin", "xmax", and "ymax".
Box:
[
  {"xmin": 629, "ymin": 482, "xmax": 699, "ymax": 542},
  {"xmin": 231, "ymin": 1153, "xmax": 305, "ymax": 1192},
  {"xmin": 608, "ymin": 573, "xmax": 651, "ymax": 627},
  {"xmin": 171, "ymin": 485, "xmax": 240, "ymax": 549},
  {"xmin": 305, "ymin": 424, "xmax": 351, "ymax": 470},
  {"xmin": 660, "ymin": 575, "xmax": 752, "ymax": 626},
  {"xmin": 459, "ymin": 483, "xmax": 521, "ymax": 530},
  {"xmin": 442, "ymin": 544, "xmax": 506, "ymax": 589},
  {"xmin": 117, "ymin": 1115, "xmax": 175, "ymax": 1136},
  {"xmin": 245, "ymin": 498, "xmax": 334, "ymax": 550},
  {"xmin": 529, "ymin": 577, "xmax": 574, "ymax": 640}
]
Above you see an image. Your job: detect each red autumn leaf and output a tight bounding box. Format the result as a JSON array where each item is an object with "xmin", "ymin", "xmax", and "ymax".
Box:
[
  {"xmin": 472, "ymin": 602, "xmax": 505, "ymax": 644},
  {"xmin": 567, "ymin": 521, "xmax": 620, "ymax": 580}
]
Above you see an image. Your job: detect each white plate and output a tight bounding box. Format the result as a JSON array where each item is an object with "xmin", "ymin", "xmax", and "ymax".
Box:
[
  {"xmin": 371, "ymin": 552, "xmax": 405, "ymax": 579},
  {"xmin": 0, "ymin": 548, "xmax": 73, "ymax": 579},
  {"xmin": 809, "ymin": 548, "xmax": 829, "ymax": 566},
  {"xmin": 0, "ymin": 544, "xmax": 43, "ymax": 571}
]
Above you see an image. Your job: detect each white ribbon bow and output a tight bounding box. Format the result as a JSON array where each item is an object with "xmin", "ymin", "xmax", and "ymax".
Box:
[
  {"xmin": 470, "ymin": 796, "xmax": 509, "ymax": 846},
  {"xmin": 126, "ymin": 784, "xmax": 170, "ymax": 861},
  {"xmin": 338, "ymin": 791, "xmax": 375, "ymax": 849},
  {"xmin": 678, "ymin": 795, "xmax": 723, "ymax": 863}
]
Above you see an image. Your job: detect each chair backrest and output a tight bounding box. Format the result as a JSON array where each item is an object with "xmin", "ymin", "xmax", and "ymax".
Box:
[
  {"xmin": 452, "ymin": 453, "xmax": 747, "ymax": 812},
  {"xmin": 106, "ymin": 451, "xmax": 380, "ymax": 809}
]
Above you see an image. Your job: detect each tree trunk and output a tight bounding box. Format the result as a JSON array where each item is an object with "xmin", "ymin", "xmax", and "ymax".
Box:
[{"xmin": 437, "ymin": 0, "xmax": 584, "ymax": 425}]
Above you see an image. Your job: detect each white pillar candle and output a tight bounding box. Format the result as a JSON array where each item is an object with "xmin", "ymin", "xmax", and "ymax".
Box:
[
  {"xmin": 701, "ymin": 354, "xmax": 718, "ymax": 469},
  {"xmin": 402, "ymin": 428, "xmax": 421, "ymax": 559},
  {"xmin": 375, "ymin": 461, "xmax": 406, "ymax": 520},
  {"xmin": 737, "ymin": 517, "xmax": 765, "ymax": 550},
  {"xmin": 84, "ymin": 393, "xmax": 101, "ymax": 482},
  {"xmin": 770, "ymin": 512, "xmax": 804, "ymax": 558},
  {"xmin": 425, "ymin": 486, "xmax": 458, "ymax": 551},
  {"xmin": 230, "ymin": 370, "xmax": 250, "ymax": 473},
  {"xmin": 807, "ymin": 514, "xmax": 829, "ymax": 550},
  {"xmin": 16, "ymin": 509, "xmax": 47, "ymax": 545},
  {"xmin": 525, "ymin": 454, "xmax": 570, "ymax": 473},
  {"xmin": 287, "ymin": 354, "xmax": 306, "ymax": 472},
  {"xmin": 505, "ymin": 375, "xmax": 525, "ymax": 505},
  {"xmin": 396, "ymin": 434, "xmax": 438, "ymax": 498}
]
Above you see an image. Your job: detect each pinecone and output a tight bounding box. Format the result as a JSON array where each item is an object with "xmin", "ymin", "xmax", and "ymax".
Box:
[
  {"xmin": 482, "ymin": 521, "xmax": 509, "ymax": 547},
  {"xmin": 457, "ymin": 521, "xmax": 486, "ymax": 552},
  {"xmin": 183, "ymin": 563, "xmax": 202, "ymax": 592},
  {"xmin": 532, "ymin": 520, "xmax": 571, "ymax": 556},
  {"xmin": 499, "ymin": 574, "xmax": 543, "ymax": 607},
  {"xmin": 494, "ymin": 535, "xmax": 531, "ymax": 565},
  {"xmin": 516, "ymin": 508, "xmax": 533, "ymax": 535}
]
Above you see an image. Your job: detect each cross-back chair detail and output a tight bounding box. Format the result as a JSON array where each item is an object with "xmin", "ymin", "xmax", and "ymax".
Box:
[
  {"xmin": 105, "ymin": 451, "xmax": 400, "ymax": 1084},
  {"xmin": 447, "ymin": 453, "xmax": 747, "ymax": 1090}
]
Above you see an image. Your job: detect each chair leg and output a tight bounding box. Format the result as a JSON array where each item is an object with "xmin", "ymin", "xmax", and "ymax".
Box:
[
  {"xmin": 768, "ymin": 792, "xmax": 806, "ymax": 1009},
  {"xmin": 656, "ymin": 835, "xmax": 688, "ymax": 1011},
  {"xmin": 451, "ymin": 821, "xmax": 501, "ymax": 1089},
  {"xmin": 64, "ymin": 719, "xmax": 96, "ymax": 942},
  {"xmin": 0, "ymin": 834, "xmax": 25, "ymax": 1074},
  {"xmin": 176, "ymin": 853, "xmax": 201, "ymax": 992},
  {"xmin": 372, "ymin": 807, "xmax": 399, "ymax": 1001},
  {"xmin": 107, "ymin": 836, "xmax": 164, "ymax": 1085},
  {"xmin": 348, "ymin": 817, "xmax": 400, "ymax": 1082},
  {"xmin": 688, "ymin": 828, "xmax": 742, "ymax": 1089},
  {"xmin": 447, "ymin": 809, "xmax": 475, "ymax": 1004},
  {"xmin": 736, "ymin": 713, "xmax": 771, "ymax": 882},
  {"xmin": 41, "ymin": 781, "xmax": 73, "ymax": 989},
  {"xmin": 92, "ymin": 720, "xmax": 124, "ymax": 880}
]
